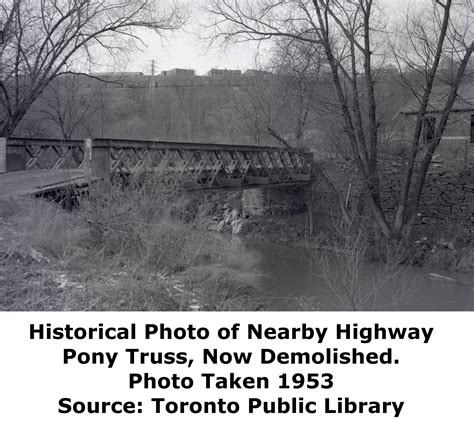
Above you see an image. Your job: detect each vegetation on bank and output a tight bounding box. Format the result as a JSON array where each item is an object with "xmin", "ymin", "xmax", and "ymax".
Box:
[
  {"xmin": 1, "ymin": 176, "xmax": 472, "ymax": 312},
  {"xmin": 0, "ymin": 181, "xmax": 265, "ymax": 311}
]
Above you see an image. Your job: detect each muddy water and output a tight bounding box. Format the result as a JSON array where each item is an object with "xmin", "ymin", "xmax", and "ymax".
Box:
[{"xmin": 248, "ymin": 241, "xmax": 474, "ymax": 311}]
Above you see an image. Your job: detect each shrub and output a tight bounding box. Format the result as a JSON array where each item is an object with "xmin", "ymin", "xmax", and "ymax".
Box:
[
  {"xmin": 1, "ymin": 175, "xmax": 263, "ymax": 311},
  {"xmin": 304, "ymin": 218, "xmax": 415, "ymax": 311},
  {"xmin": 9, "ymin": 198, "xmax": 91, "ymax": 260}
]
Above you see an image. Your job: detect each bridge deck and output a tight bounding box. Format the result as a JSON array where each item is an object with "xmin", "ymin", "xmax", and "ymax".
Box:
[
  {"xmin": 0, "ymin": 168, "xmax": 311, "ymax": 197},
  {"xmin": 0, "ymin": 169, "xmax": 89, "ymax": 197}
]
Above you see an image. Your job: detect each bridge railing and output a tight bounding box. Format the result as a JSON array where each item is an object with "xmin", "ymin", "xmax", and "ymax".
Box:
[
  {"xmin": 1, "ymin": 137, "xmax": 315, "ymax": 188},
  {"xmin": 0, "ymin": 137, "xmax": 85, "ymax": 172},
  {"xmin": 90, "ymin": 138, "xmax": 314, "ymax": 188}
]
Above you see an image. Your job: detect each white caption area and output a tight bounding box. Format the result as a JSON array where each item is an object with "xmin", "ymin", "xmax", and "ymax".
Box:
[{"xmin": 0, "ymin": 312, "xmax": 472, "ymax": 421}]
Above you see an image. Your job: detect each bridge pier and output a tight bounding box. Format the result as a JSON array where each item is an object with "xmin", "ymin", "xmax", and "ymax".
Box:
[
  {"xmin": 242, "ymin": 186, "xmax": 309, "ymax": 217},
  {"xmin": 1, "ymin": 138, "xmax": 26, "ymax": 172}
]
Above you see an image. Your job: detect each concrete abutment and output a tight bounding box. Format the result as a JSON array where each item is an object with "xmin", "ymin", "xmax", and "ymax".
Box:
[{"xmin": 242, "ymin": 185, "xmax": 310, "ymax": 217}]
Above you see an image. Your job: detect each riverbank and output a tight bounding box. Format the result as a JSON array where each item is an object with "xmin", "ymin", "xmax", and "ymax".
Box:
[
  {"xmin": 0, "ymin": 195, "xmax": 265, "ymax": 311},
  {"xmin": 199, "ymin": 197, "xmax": 474, "ymax": 276},
  {"xmin": 1, "ymin": 189, "xmax": 472, "ymax": 311}
]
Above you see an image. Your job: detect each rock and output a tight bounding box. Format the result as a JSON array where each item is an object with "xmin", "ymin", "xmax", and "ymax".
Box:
[
  {"xmin": 231, "ymin": 219, "xmax": 245, "ymax": 234},
  {"xmin": 457, "ymin": 250, "xmax": 474, "ymax": 273},
  {"xmin": 30, "ymin": 248, "xmax": 50, "ymax": 263},
  {"xmin": 54, "ymin": 274, "xmax": 69, "ymax": 289},
  {"xmin": 208, "ymin": 220, "xmax": 225, "ymax": 232}
]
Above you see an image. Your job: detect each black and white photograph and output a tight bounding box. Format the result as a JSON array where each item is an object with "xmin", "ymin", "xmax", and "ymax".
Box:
[{"xmin": 1, "ymin": 0, "xmax": 473, "ymax": 311}]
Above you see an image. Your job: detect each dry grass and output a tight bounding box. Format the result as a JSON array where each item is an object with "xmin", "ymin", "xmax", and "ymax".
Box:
[
  {"xmin": 0, "ymin": 179, "xmax": 263, "ymax": 311},
  {"xmin": 177, "ymin": 235, "xmax": 263, "ymax": 310},
  {"xmin": 13, "ymin": 199, "xmax": 91, "ymax": 260}
]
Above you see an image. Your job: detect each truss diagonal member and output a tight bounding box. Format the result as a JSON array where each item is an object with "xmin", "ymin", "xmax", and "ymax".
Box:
[
  {"xmin": 176, "ymin": 150, "xmax": 197, "ymax": 175},
  {"xmin": 145, "ymin": 149, "xmax": 166, "ymax": 172},
  {"xmin": 208, "ymin": 161, "xmax": 224, "ymax": 187},
  {"xmin": 241, "ymin": 159, "xmax": 252, "ymax": 177},
  {"xmin": 52, "ymin": 146, "xmax": 76, "ymax": 170},
  {"xmin": 26, "ymin": 145, "xmax": 47, "ymax": 170},
  {"xmin": 110, "ymin": 148, "xmax": 124, "ymax": 174},
  {"xmin": 152, "ymin": 150, "xmax": 172, "ymax": 178},
  {"xmin": 254, "ymin": 152, "xmax": 269, "ymax": 177}
]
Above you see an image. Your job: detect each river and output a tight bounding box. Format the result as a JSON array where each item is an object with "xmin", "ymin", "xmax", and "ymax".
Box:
[{"xmin": 247, "ymin": 241, "xmax": 474, "ymax": 311}]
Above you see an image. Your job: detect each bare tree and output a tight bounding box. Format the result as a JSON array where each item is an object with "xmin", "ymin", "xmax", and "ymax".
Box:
[
  {"xmin": 206, "ymin": 0, "xmax": 474, "ymax": 241},
  {"xmin": 0, "ymin": 0, "xmax": 186, "ymax": 137},
  {"xmin": 230, "ymin": 41, "xmax": 329, "ymax": 148},
  {"xmin": 270, "ymin": 39, "xmax": 329, "ymax": 146},
  {"xmin": 31, "ymin": 74, "xmax": 99, "ymax": 140},
  {"xmin": 230, "ymin": 73, "xmax": 294, "ymax": 147},
  {"xmin": 389, "ymin": 0, "xmax": 474, "ymax": 237}
]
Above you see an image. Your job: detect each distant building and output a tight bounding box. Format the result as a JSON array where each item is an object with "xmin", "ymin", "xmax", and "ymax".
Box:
[
  {"xmin": 207, "ymin": 68, "xmax": 242, "ymax": 77},
  {"xmin": 244, "ymin": 69, "xmax": 272, "ymax": 77},
  {"xmin": 397, "ymin": 82, "xmax": 474, "ymax": 160},
  {"xmin": 161, "ymin": 68, "xmax": 195, "ymax": 77}
]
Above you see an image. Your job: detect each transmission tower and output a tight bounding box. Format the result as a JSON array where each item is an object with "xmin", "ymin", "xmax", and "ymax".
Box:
[{"xmin": 149, "ymin": 59, "xmax": 156, "ymax": 76}]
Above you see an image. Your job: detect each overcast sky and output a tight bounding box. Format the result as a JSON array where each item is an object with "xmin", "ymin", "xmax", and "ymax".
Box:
[{"xmin": 119, "ymin": 0, "xmax": 412, "ymax": 75}]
